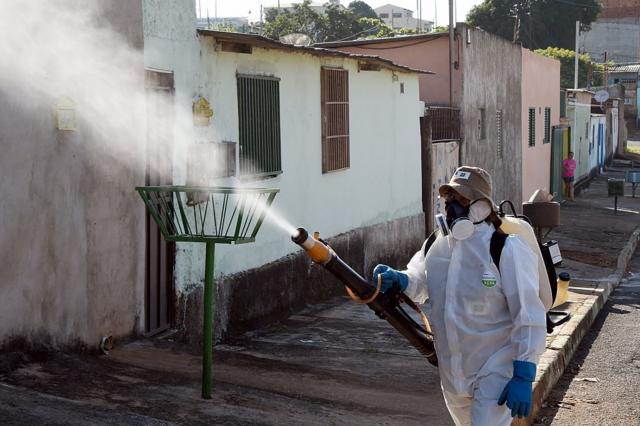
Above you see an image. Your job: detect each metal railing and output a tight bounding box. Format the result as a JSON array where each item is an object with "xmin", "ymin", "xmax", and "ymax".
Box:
[{"xmin": 426, "ymin": 106, "xmax": 461, "ymax": 142}]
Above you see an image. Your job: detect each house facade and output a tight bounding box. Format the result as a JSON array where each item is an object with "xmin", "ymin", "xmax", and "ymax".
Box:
[
  {"xmin": 521, "ymin": 49, "xmax": 561, "ymax": 201},
  {"xmin": 607, "ymin": 63, "xmax": 640, "ymax": 127},
  {"xmin": 565, "ymin": 90, "xmax": 595, "ymax": 182},
  {"xmin": 319, "ymin": 24, "xmax": 562, "ymax": 212},
  {"xmin": 144, "ymin": 2, "xmax": 430, "ymax": 343},
  {"xmin": 374, "ymin": 4, "xmax": 433, "ymax": 32}
]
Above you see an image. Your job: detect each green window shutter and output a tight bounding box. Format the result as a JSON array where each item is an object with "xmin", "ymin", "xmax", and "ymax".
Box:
[
  {"xmin": 528, "ymin": 108, "xmax": 536, "ymax": 147},
  {"xmin": 237, "ymin": 75, "xmax": 282, "ymax": 177},
  {"xmin": 321, "ymin": 67, "xmax": 350, "ymax": 173}
]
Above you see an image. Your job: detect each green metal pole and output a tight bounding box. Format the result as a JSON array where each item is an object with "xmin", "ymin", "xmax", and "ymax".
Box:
[{"xmin": 202, "ymin": 242, "xmax": 215, "ymax": 399}]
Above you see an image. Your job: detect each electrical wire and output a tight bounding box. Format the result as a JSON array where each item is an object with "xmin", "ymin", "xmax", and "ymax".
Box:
[
  {"xmin": 342, "ymin": 36, "xmax": 442, "ymax": 50},
  {"xmin": 551, "ymin": 0, "xmax": 601, "ymax": 9}
]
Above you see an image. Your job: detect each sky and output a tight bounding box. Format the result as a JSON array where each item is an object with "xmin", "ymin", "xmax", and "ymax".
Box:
[{"xmin": 196, "ymin": 0, "xmax": 484, "ymax": 25}]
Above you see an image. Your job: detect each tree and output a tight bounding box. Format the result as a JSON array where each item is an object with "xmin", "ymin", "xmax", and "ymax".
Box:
[
  {"xmin": 356, "ymin": 17, "xmax": 395, "ymax": 38},
  {"xmin": 467, "ymin": 0, "xmax": 601, "ymax": 50},
  {"xmin": 535, "ymin": 47, "xmax": 605, "ymax": 88},
  {"xmin": 348, "ymin": 1, "xmax": 378, "ymax": 19},
  {"xmin": 263, "ymin": 0, "xmax": 417, "ymax": 43},
  {"xmin": 263, "ymin": 1, "xmax": 327, "ymax": 42},
  {"xmin": 323, "ymin": 3, "xmax": 361, "ymax": 42}
]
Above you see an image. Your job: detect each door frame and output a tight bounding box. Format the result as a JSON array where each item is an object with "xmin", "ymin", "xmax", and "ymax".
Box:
[{"xmin": 144, "ymin": 68, "xmax": 176, "ymax": 336}]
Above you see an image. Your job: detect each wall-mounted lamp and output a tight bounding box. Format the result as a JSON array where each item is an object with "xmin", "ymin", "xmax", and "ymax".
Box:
[
  {"xmin": 193, "ymin": 96, "xmax": 213, "ymax": 126},
  {"xmin": 55, "ymin": 97, "xmax": 76, "ymax": 131}
]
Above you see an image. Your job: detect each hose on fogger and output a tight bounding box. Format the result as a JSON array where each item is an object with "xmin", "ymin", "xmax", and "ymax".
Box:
[{"xmin": 292, "ymin": 227, "xmax": 437, "ymax": 366}]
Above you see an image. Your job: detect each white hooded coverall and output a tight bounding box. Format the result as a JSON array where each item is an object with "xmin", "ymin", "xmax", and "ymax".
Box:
[{"xmin": 404, "ymin": 222, "xmax": 547, "ymax": 426}]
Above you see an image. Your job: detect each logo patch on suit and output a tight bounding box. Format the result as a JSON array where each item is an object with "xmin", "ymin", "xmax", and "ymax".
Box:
[{"xmin": 481, "ymin": 272, "xmax": 497, "ymax": 288}]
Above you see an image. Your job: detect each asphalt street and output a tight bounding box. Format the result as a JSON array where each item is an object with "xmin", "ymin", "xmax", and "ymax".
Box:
[{"xmin": 534, "ymin": 252, "xmax": 640, "ymax": 426}]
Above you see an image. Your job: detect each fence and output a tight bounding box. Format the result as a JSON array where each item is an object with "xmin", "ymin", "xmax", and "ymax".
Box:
[{"xmin": 426, "ymin": 106, "xmax": 461, "ymax": 142}]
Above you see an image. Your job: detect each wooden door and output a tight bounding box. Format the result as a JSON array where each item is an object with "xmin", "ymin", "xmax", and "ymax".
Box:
[{"xmin": 144, "ymin": 69, "xmax": 175, "ymax": 335}]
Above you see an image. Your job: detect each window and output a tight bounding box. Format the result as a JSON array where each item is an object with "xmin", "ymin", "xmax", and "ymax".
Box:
[
  {"xmin": 379, "ymin": 12, "xmax": 389, "ymax": 18},
  {"xmin": 544, "ymin": 107, "xmax": 551, "ymax": 144},
  {"xmin": 321, "ymin": 67, "xmax": 350, "ymax": 173},
  {"xmin": 392, "ymin": 12, "xmax": 402, "ymax": 18},
  {"xmin": 528, "ymin": 108, "xmax": 535, "ymax": 147},
  {"xmin": 496, "ymin": 110, "xmax": 503, "ymax": 158},
  {"xmin": 479, "ymin": 108, "xmax": 486, "ymax": 140},
  {"xmin": 625, "ymin": 97, "xmax": 633, "ymax": 105},
  {"xmin": 236, "ymin": 75, "xmax": 282, "ymax": 177}
]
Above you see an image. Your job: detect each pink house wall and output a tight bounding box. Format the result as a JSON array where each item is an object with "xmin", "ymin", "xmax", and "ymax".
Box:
[
  {"xmin": 325, "ymin": 36, "xmax": 462, "ymax": 106},
  {"xmin": 521, "ymin": 49, "xmax": 560, "ymax": 201}
]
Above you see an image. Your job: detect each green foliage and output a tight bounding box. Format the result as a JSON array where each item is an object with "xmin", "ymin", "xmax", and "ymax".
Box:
[
  {"xmin": 324, "ymin": 3, "xmax": 361, "ymax": 42},
  {"xmin": 467, "ymin": 0, "xmax": 601, "ymax": 50},
  {"xmin": 263, "ymin": 1, "xmax": 327, "ymax": 41},
  {"xmin": 535, "ymin": 47, "xmax": 605, "ymax": 89},
  {"xmin": 348, "ymin": 1, "xmax": 377, "ymax": 19},
  {"xmin": 433, "ymin": 25, "xmax": 449, "ymax": 32},
  {"xmin": 356, "ymin": 17, "xmax": 395, "ymax": 38},
  {"xmin": 263, "ymin": 0, "xmax": 421, "ymax": 43}
]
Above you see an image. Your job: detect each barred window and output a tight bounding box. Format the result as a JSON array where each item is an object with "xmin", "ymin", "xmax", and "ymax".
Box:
[
  {"xmin": 528, "ymin": 107, "xmax": 536, "ymax": 147},
  {"xmin": 544, "ymin": 107, "xmax": 551, "ymax": 144},
  {"xmin": 496, "ymin": 109, "xmax": 503, "ymax": 157},
  {"xmin": 321, "ymin": 67, "xmax": 350, "ymax": 173},
  {"xmin": 237, "ymin": 75, "xmax": 282, "ymax": 177}
]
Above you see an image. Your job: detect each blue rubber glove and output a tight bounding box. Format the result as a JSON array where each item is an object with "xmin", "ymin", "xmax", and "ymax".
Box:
[
  {"xmin": 372, "ymin": 264, "xmax": 408, "ymax": 293},
  {"xmin": 498, "ymin": 360, "xmax": 536, "ymax": 418}
]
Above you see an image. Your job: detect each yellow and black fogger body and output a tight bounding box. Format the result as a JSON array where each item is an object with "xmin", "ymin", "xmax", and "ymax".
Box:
[{"xmin": 292, "ymin": 228, "xmax": 438, "ymax": 366}]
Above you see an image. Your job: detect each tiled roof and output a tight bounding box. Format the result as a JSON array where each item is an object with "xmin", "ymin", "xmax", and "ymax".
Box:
[
  {"xmin": 609, "ymin": 63, "xmax": 640, "ymax": 74},
  {"xmin": 198, "ymin": 30, "xmax": 435, "ymax": 74}
]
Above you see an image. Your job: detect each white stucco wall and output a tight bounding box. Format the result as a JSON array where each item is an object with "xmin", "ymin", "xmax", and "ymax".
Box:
[
  {"xmin": 142, "ymin": 2, "xmax": 423, "ymax": 294},
  {"xmin": 178, "ymin": 40, "xmax": 423, "ymax": 288}
]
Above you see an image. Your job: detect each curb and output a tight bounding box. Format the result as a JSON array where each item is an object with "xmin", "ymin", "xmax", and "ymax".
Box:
[{"xmin": 514, "ymin": 225, "xmax": 640, "ymax": 426}]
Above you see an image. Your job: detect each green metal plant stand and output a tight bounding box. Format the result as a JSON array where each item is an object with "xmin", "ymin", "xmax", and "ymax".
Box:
[{"xmin": 136, "ymin": 185, "xmax": 279, "ymax": 399}]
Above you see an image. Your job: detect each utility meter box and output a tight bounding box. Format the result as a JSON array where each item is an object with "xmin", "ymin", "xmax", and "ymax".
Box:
[{"xmin": 608, "ymin": 178, "xmax": 625, "ymax": 196}]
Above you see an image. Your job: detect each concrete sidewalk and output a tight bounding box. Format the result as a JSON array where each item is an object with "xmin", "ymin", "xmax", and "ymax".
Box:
[{"xmin": 2, "ymin": 161, "xmax": 640, "ymax": 425}]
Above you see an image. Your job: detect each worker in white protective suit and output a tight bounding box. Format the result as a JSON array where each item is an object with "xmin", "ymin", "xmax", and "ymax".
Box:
[{"xmin": 372, "ymin": 166, "xmax": 547, "ymax": 426}]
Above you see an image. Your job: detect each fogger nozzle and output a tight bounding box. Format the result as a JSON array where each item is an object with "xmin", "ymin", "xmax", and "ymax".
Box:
[
  {"xmin": 291, "ymin": 226, "xmax": 438, "ymax": 366},
  {"xmin": 291, "ymin": 227, "xmax": 332, "ymax": 264}
]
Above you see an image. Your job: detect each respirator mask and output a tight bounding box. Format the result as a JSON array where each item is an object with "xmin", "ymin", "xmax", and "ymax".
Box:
[{"xmin": 435, "ymin": 198, "xmax": 493, "ymax": 241}]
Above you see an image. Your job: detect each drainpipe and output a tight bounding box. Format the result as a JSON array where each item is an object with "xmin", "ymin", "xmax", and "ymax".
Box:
[
  {"xmin": 449, "ymin": 0, "xmax": 461, "ymax": 166},
  {"xmin": 449, "ymin": 0, "xmax": 454, "ymax": 106}
]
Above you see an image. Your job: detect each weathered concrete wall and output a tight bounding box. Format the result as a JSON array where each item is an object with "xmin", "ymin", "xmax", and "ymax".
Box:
[
  {"xmin": 459, "ymin": 25, "xmax": 523, "ymax": 208},
  {"xmin": 579, "ymin": 20, "xmax": 640, "ymax": 64},
  {"xmin": 181, "ymin": 213, "xmax": 425, "ymax": 344},
  {"xmin": 0, "ymin": 1, "xmax": 146, "ymax": 350},
  {"xmin": 324, "ymin": 35, "xmax": 463, "ymax": 106},
  {"xmin": 521, "ymin": 49, "xmax": 560, "ymax": 201}
]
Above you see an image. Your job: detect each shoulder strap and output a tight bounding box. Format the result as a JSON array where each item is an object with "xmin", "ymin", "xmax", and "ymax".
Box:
[
  {"xmin": 490, "ymin": 231, "xmax": 508, "ymax": 269},
  {"xmin": 422, "ymin": 231, "xmax": 438, "ymax": 256}
]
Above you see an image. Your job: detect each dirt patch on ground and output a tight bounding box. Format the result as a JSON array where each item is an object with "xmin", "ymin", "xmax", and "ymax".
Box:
[{"xmin": 560, "ymin": 250, "xmax": 618, "ymax": 268}]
